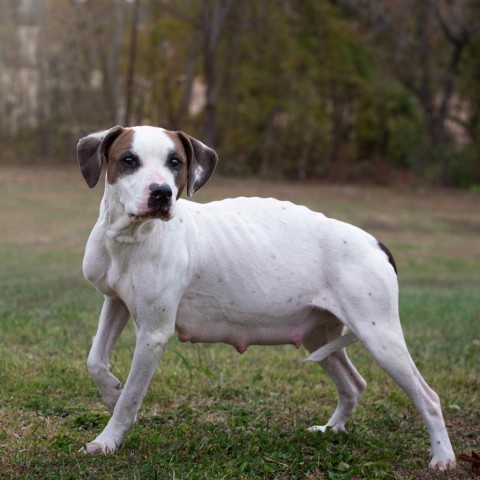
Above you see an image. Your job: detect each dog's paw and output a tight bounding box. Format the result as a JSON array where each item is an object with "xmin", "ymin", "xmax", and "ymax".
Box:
[
  {"xmin": 308, "ymin": 425, "xmax": 328, "ymax": 433},
  {"xmin": 85, "ymin": 439, "xmax": 118, "ymax": 455},
  {"xmin": 308, "ymin": 424, "xmax": 346, "ymax": 434},
  {"xmin": 429, "ymin": 457, "xmax": 456, "ymax": 470}
]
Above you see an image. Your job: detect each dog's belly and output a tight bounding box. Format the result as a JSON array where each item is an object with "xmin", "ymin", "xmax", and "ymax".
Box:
[
  {"xmin": 173, "ymin": 197, "xmax": 347, "ymax": 351},
  {"xmin": 175, "ymin": 292, "xmax": 326, "ymax": 352}
]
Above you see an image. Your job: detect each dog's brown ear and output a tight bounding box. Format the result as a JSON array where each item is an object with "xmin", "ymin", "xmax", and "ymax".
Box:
[
  {"xmin": 77, "ymin": 126, "xmax": 124, "ymax": 188},
  {"xmin": 176, "ymin": 132, "xmax": 218, "ymax": 197}
]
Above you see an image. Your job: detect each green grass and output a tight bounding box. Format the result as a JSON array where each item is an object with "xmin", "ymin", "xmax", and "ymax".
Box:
[{"xmin": 0, "ymin": 167, "xmax": 479, "ymax": 479}]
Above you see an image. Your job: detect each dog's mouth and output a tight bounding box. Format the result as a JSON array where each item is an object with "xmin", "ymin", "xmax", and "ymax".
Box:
[{"xmin": 129, "ymin": 205, "xmax": 173, "ymax": 222}]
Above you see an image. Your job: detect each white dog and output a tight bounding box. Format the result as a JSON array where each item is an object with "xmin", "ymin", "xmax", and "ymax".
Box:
[{"xmin": 77, "ymin": 125, "xmax": 456, "ymax": 469}]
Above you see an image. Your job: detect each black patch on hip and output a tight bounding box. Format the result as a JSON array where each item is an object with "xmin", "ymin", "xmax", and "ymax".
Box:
[{"xmin": 377, "ymin": 240, "xmax": 398, "ymax": 275}]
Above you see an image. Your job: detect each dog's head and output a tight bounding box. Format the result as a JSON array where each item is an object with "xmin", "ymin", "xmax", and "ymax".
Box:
[{"xmin": 77, "ymin": 126, "xmax": 217, "ymax": 221}]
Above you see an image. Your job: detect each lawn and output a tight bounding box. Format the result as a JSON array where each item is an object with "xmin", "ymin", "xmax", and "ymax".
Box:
[{"xmin": 0, "ymin": 166, "xmax": 479, "ymax": 479}]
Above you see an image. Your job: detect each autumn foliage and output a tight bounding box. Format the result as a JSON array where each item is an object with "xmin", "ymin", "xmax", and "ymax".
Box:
[{"xmin": 1, "ymin": 0, "xmax": 479, "ymax": 186}]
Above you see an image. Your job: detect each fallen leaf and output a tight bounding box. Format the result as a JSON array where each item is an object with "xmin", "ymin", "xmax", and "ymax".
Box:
[{"xmin": 459, "ymin": 450, "xmax": 480, "ymax": 472}]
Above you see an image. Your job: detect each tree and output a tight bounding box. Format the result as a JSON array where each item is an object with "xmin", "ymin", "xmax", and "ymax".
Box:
[
  {"xmin": 336, "ymin": 0, "xmax": 480, "ymax": 184},
  {"xmin": 155, "ymin": 0, "xmax": 239, "ymax": 148}
]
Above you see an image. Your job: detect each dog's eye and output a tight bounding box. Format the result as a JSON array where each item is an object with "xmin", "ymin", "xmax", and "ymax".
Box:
[
  {"xmin": 121, "ymin": 156, "xmax": 138, "ymax": 168},
  {"xmin": 169, "ymin": 157, "xmax": 182, "ymax": 169}
]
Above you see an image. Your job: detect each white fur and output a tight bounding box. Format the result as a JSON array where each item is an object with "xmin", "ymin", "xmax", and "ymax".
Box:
[
  {"xmin": 81, "ymin": 126, "xmax": 456, "ymax": 470},
  {"xmin": 112, "ymin": 127, "xmax": 177, "ymax": 220}
]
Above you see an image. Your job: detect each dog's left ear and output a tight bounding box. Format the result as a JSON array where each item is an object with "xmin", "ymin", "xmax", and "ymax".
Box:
[
  {"xmin": 77, "ymin": 126, "xmax": 124, "ymax": 188},
  {"xmin": 176, "ymin": 132, "xmax": 218, "ymax": 197}
]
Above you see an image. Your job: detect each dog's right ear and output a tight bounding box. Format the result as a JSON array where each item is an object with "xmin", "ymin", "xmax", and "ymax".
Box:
[
  {"xmin": 77, "ymin": 126, "xmax": 124, "ymax": 188},
  {"xmin": 176, "ymin": 132, "xmax": 218, "ymax": 197}
]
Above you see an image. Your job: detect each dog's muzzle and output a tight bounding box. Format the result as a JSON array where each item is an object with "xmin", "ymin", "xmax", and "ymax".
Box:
[
  {"xmin": 144, "ymin": 183, "xmax": 173, "ymax": 219},
  {"xmin": 149, "ymin": 183, "xmax": 172, "ymax": 204}
]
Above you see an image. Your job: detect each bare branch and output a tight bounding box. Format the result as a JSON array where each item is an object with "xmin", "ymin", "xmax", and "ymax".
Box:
[{"xmin": 429, "ymin": 0, "xmax": 469, "ymax": 46}]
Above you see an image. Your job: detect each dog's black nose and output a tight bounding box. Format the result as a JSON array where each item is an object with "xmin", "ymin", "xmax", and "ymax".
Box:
[{"xmin": 149, "ymin": 183, "xmax": 172, "ymax": 202}]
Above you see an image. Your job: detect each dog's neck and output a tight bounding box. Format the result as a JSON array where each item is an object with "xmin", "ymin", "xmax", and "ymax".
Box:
[{"xmin": 99, "ymin": 190, "xmax": 156, "ymax": 243}]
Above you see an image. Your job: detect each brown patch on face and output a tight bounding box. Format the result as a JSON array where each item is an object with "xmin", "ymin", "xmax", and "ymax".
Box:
[
  {"xmin": 106, "ymin": 128, "xmax": 135, "ymax": 184},
  {"xmin": 164, "ymin": 130, "xmax": 188, "ymax": 199}
]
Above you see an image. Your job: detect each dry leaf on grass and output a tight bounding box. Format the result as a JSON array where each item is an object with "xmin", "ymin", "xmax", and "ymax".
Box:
[{"xmin": 459, "ymin": 450, "xmax": 480, "ymax": 472}]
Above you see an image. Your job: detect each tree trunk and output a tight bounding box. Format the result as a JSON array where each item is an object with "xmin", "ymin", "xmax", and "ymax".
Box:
[
  {"xmin": 203, "ymin": 46, "xmax": 217, "ymax": 148},
  {"xmin": 178, "ymin": 33, "xmax": 199, "ymax": 125},
  {"xmin": 200, "ymin": 0, "xmax": 236, "ymax": 148},
  {"xmin": 124, "ymin": 0, "xmax": 141, "ymax": 126},
  {"xmin": 110, "ymin": 0, "xmax": 124, "ymax": 125}
]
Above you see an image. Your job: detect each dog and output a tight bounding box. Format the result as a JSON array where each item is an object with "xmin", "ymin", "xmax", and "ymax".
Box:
[{"xmin": 76, "ymin": 125, "xmax": 456, "ymax": 469}]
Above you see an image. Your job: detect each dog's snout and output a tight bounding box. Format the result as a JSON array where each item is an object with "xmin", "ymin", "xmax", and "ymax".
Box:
[
  {"xmin": 145, "ymin": 182, "xmax": 173, "ymax": 218},
  {"xmin": 149, "ymin": 183, "xmax": 172, "ymax": 202}
]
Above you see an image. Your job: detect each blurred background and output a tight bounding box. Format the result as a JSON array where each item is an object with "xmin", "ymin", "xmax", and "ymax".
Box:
[
  {"xmin": 1, "ymin": 0, "xmax": 479, "ymax": 187},
  {"xmin": 1, "ymin": 2, "xmax": 480, "ymax": 477}
]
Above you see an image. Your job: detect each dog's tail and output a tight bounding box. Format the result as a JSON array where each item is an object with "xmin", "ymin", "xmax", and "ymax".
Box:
[{"xmin": 303, "ymin": 331, "xmax": 358, "ymax": 363}]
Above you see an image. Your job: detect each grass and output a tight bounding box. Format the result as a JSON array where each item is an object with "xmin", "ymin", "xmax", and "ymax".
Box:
[{"xmin": 0, "ymin": 166, "xmax": 479, "ymax": 479}]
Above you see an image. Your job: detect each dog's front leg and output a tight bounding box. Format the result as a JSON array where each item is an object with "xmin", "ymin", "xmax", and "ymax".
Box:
[
  {"xmin": 87, "ymin": 296, "xmax": 130, "ymax": 413},
  {"xmin": 86, "ymin": 315, "xmax": 174, "ymax": 455}
]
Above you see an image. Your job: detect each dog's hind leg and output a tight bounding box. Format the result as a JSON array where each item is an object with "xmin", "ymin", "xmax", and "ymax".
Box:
[
  {"xmin": 304, "ymin": 317, "xmax": 366, "ymax": 433},
  {"xmin": 87, "ymin": 296, "xmax": 130, "ymax": 413},
  {"xmin": 350, "ymin": 317, "xmax": 455, "ymax": 469},
  {"xmin": 333, "ymin": 269, "xmax": 456, "ymax": 470}
]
